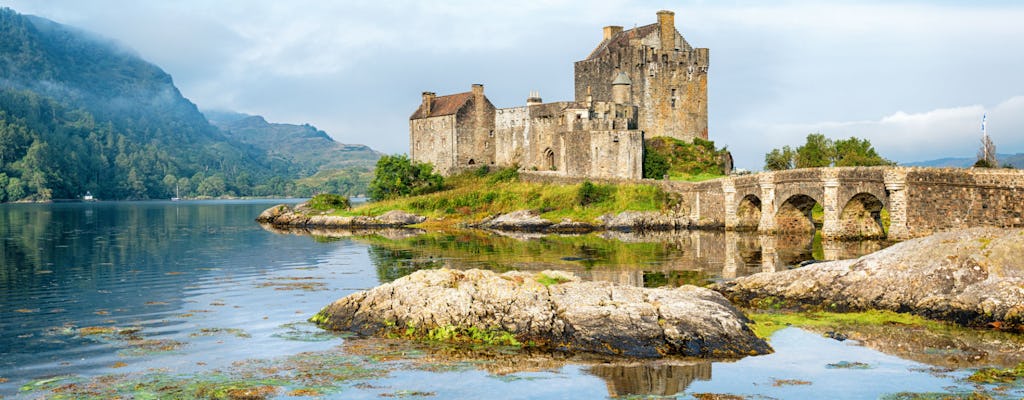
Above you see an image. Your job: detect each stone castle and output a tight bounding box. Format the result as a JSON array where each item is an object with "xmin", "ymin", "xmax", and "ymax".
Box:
[{"xmin": 410, "ymin": 10, "xmax": 709, "ymax": 180}]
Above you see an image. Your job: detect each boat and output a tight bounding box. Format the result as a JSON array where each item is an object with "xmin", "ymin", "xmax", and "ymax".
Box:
[
  {"xmin": 171, "ymin": 185, "xmax": 181, "ymax": 201},
  {"xmin": 83, "ymin": 191, "xmax": 96, "ymax": 201}
]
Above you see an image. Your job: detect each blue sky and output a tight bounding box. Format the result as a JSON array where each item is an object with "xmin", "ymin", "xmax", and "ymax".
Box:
[{"xmin": 4, "ymin": 0, "xmax": 1022, "ymax": 170}]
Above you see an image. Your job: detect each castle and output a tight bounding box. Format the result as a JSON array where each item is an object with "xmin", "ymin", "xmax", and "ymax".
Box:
[{"xmin": 410, "ymin": 10, "xmax": 709, "ymax": 180}]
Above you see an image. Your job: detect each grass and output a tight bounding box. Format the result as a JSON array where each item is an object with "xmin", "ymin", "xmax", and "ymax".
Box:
[
  {"xmin": 669, "ymin": 171, "xmax": 725, "ymax": 182},
  {"xmin": 332, "ymin": 170, "xmax": 676, "ymax": 226}
]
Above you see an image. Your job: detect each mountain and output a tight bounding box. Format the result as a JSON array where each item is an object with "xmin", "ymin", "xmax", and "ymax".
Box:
[
  {"xmin": 0, "ymin": 8, "xmax": 307, "ymax": 201},
  {"xmin": 904, "ymin": 153, "xmax": 1024, "ymax": 169},
  {"xmin": 205, "ymin": 111, "xmax": 381, "ymax": 174}
]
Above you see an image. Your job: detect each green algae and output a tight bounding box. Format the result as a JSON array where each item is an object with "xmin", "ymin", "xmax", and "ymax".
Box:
[
  {"xmin": 190, "ymin": 327, "xmax": 252, "ymax": 339},
  {"xmin": 747, "ymin": 309, "xmax": 949, "ymax": 340},
  {"xmin": 16, "ymin": 349, "xmax": 390, "ymax": 399},
  {"xmin": 273, "ymin": 321, "xmax": 350, "ymax": 342},
  {"xmin": 535, "ymin": 272, "xmax": 570, "ymax": 287},
  {"xmin": 968, "ymin": 362, "xmax": 1024, "ymax": 384}
]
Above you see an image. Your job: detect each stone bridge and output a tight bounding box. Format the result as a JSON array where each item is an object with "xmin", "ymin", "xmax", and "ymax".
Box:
[{"xmin": 522, "ymin": 166, "xmax": 1024, "ymax": 240}]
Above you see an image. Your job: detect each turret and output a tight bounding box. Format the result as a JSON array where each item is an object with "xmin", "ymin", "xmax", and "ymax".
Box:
[
  {"xmin": 657, "ymin": 10, "xmax": 675, "ymax": 51},
  {"xmin": 611, "ymin": 72, "xmax": 632, "ymax": 104},
  {"xmin": 421, "ymin": 92, "xmax": 435, "ymax": 116}
]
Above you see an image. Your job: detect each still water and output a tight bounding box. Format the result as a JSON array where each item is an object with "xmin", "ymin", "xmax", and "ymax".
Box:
[{"xmin": 0, "ymin": 201, "xmax": 1020, "ymax": 399}]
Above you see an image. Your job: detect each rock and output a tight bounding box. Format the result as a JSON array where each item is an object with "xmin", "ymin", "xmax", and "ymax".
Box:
[
  {"xmin": 255, "ymin": 204, "xmax": 291, "ymax": 223},
  {"xmin": 375, "ymin": 210, "xmax": 428, "ymax": 226},
  {"xmin": 548, "ymin": 218, "xmax": 598, "ymax": 234},
  {"xmin": 717, "ymin": 228, "xmax": 1024, "ymax": 328},
  {"xmin": 256, "ymin": 203, "xmax": 426, "ymax": 229},
  {"xmin": 598, "ymin": 211, "xmax": 689, "ymax": 231},
  {"xmin": 312, "ymin": 268, "xmax": 770, "ymax": 358},
  {"xmin": 478, "ymin": 210, "xmax": 554, "ymax": 231}
]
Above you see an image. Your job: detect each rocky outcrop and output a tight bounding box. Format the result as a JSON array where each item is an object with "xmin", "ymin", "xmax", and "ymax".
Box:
[
  {"xmin": 312, "ymin": 268, "xmax": 770, "ymax": 358},
  {"xmin": 718, "ymin": 228, "xmax": 1024, "ymax": 328},
  {"xmin": 256, "ymin": 203, "xmax": 426, "ymax": 228},
  {"xmin": 597, "ymin": 211, "xmax": 690, "ymax": 231},
  {"xmin": 475, "ymin": 210, "xmax": 690, "ymax": 233}
]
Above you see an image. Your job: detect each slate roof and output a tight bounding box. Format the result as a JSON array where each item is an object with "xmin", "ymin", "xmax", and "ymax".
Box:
[
  {"xmin": 410, "ymin": 92, "xmax": 473, "ymax": 120},
  {"xmin": 584, "ymin": 23, "xmax": 660, "ymax": 61}
]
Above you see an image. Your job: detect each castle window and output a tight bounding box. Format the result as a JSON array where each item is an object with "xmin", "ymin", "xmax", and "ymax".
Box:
[
  {"xmin": 671, "ymin": 89, "xmax": 677, "ymax": 108},
  {"xmin": 489, "ymin": 130, "xmax": 494, "ymax": 137},
  {"xmin": 661, "ymin": 54, "xmax": 668, "ymax": 63},
  {"xmin": 613, "ymin": 136, "xmax": 620, "ymax": 143},
  {"xmin": 468, "ymin": 159, "xmax": 475, "ymax": 165}
]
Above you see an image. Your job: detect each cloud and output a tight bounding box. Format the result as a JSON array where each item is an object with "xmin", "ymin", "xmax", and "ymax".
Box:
[
  {"xmin": 731, "ymin": 96, "xmax": 1024, "ymax": 169},
  {"xmin": 4, "ymin": 0, "xmax": 1023, "ymax": 161}
]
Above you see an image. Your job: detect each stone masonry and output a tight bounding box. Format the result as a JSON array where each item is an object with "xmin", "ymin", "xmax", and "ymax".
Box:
[
  {"xmin": 519, "ymin": 166, "xmax": 1024, "ymax": 241},
  {"xmin": 410, "ymin": 10, "xmax": 708, "ymax": 179}
]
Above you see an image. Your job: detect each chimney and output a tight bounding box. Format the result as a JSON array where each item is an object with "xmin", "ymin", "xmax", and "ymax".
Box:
[
  {"xmin": 602, "ymin": 25, "xmax": 623, "ymax": 41},
  {"xmin": 657, "ymin": 10, "xmax": 675, "ymax": 51},
  {"xmin": 471, "ymin": 84, "xmax": 484, "ymax": 99},
  {"xmin": 421, "ymin": 91, "xmax": 435, "ymax": 115},
  {"xmin": 526, "ymin": 90, "xmax": 542, "ymax": 106}
]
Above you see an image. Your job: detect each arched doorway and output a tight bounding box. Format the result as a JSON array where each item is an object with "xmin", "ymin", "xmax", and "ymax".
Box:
[{"xmin": 544, "ymin": 148, "xmax": 556, "ymax": 170}]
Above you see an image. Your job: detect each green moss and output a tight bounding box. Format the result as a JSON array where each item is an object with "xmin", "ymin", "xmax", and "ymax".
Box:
[
  {"xmin": 747, "ymin": 309, "xmax": 949, "ymax": 340},
  {"xmin": 535, "ymin": 272, "xmax": 571, "ymax": 287},
  {"xmin": 968, "ymin": 362, "xmax": 1024, "ymax": 384},
  {"xmin": 308, "ymin": 309, "xmax": 331, "ymax": 326},
  {"xmin": 391, "ymin": 323, "xmax": 522, "ymax": 347}
]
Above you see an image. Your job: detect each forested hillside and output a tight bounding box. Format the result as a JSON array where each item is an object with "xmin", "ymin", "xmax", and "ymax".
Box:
[{"xmin": 0, "ymin": 8, "xmax": 376, "ymax": 201}]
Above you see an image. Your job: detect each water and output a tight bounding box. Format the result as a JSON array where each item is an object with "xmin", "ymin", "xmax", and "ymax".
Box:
[{"xmin": 1, "ymin": 201, "xmax": 1020, "ymax": 399}]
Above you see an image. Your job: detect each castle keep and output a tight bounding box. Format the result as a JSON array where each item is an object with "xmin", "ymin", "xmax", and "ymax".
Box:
[{"xmin": 410, "ymin": 10, "xmax": 709, "ymax": 179}]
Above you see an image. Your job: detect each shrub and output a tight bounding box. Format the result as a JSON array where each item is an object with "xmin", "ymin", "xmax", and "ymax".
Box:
[
  {"xmin": 306, "ymin": 193, "xmax": 350, "ymax": 211},
  {"xmin": 577, "ymin": 181, "xmax": 613, "ymax": 206},
  {"xmin": 487, "ymin": 166, "xmax": 519, "ymax": 184},
  {"xmin": 369, "ymin": 154, "xmax": 444, "ymax": 200}
]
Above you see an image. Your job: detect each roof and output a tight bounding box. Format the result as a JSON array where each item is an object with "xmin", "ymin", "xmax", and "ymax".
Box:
[
  {"xmin": 612, "ymin": 72, "xmax": 632, "ymax": 85},
  {"xmin": 584, "ymin": 23, "xmax": 660, "ymax": 61},
  {"xmin": 410, "ymin": 92, "xmax": 473, "ymax": 120}
]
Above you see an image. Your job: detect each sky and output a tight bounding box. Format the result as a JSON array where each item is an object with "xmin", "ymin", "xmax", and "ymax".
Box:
[{"xmin": 3, "ymin": 0, "xmax": 1023, "ymax": 170}]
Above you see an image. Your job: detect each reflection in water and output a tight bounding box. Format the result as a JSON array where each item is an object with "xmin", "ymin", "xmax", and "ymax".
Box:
[
  {"xmin": 272, "ymin": 227, "xmax": 893, "ymax": 287},
  {"xmin": 588, "ymin": 361, "xmax": 712, "ymax": 397}
]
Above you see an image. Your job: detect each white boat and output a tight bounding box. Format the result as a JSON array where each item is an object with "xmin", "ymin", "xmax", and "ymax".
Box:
[
  {"xmin": 83, "ymin": 191, "xmax": 96, "ymax": 201},
  {"xmin": 171, "ymin": 185, "xmax": 181, "ymax": 201}
]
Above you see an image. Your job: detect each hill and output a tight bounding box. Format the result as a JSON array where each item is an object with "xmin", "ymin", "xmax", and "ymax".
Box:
[
  {"xmin": 904, "ymin": 153, "xmax": 1024, "ymax": 169},
  {"xmin": 0, "ymin": 8, "xmax": 306, "ymax": 201},
  {"xmin": 205, "ymin": 111, "xmax": 381, "ymax": 174}
]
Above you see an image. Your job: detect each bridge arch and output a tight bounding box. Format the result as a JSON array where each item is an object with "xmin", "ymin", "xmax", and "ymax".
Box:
[
  {"xmin": 735, "ymin": 194, "xmax": 761, "ymax": 231},
  {"xmin": 775, "ymin": 194, "xmax": 820, "ymax": 233},
  {"xmin": 836, "ymin": 192, "xmax": 887, "ymax": 239}
]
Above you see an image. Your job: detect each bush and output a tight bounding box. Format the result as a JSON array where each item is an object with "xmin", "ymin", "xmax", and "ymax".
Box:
[
  {"xmin": 577, "ymin": 181, "xmax": 614, "ymax": 206},
  {"xmin": 307, "ymin": 193, "xmax": 350, "ymax": 211},
  {"xmin": 369, "ymin": 154, "xmax": 444, "ymax": 200},
  {"xmin": 487, "ymin": 166, "xmax": 519, "ymax": 184}
]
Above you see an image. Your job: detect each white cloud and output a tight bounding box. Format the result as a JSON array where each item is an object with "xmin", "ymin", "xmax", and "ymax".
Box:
[{"xmin": 732, "ymin": 96, "xmax": 1024, "ymax": 170}]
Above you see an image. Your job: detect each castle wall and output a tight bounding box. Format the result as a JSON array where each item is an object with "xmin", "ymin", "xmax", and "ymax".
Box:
[{"xmin": 409, "ymin": 115, "xmax": 457, "ymax": 175}]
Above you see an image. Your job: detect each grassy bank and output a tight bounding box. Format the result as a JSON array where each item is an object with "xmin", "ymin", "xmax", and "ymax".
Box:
[{"xmin": 335, "ymin": 168, "xmax": 677, "ymax": 227}]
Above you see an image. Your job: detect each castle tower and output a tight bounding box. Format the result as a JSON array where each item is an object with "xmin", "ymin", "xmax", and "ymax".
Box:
[
  {"xmin": 573, "ymin": 10, "xmax": 709, "ymax": 142},
  {"xmin": 611, "ymin": 72, "xmax": 632, "ymax": 104}
]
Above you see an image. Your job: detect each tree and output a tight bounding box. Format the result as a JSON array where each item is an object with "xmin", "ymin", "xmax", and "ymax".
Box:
[
  {"xmin": 764, "ymin": 133, "xmax": 892, "ymax": 170},
  {"xmin": 369, "ymin": 154, "xmax": 444, "ymax": 200},
  {"xmin": 976, "ymin": 132, "xmax": 997, "ymax": 168},
  {"xmin": 764, "ymin": 146, "xmax": 795, "ymax": 171},
  {"xmin": 795, "ymin": 133, "xmax": 833, "ymax": 168}
]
